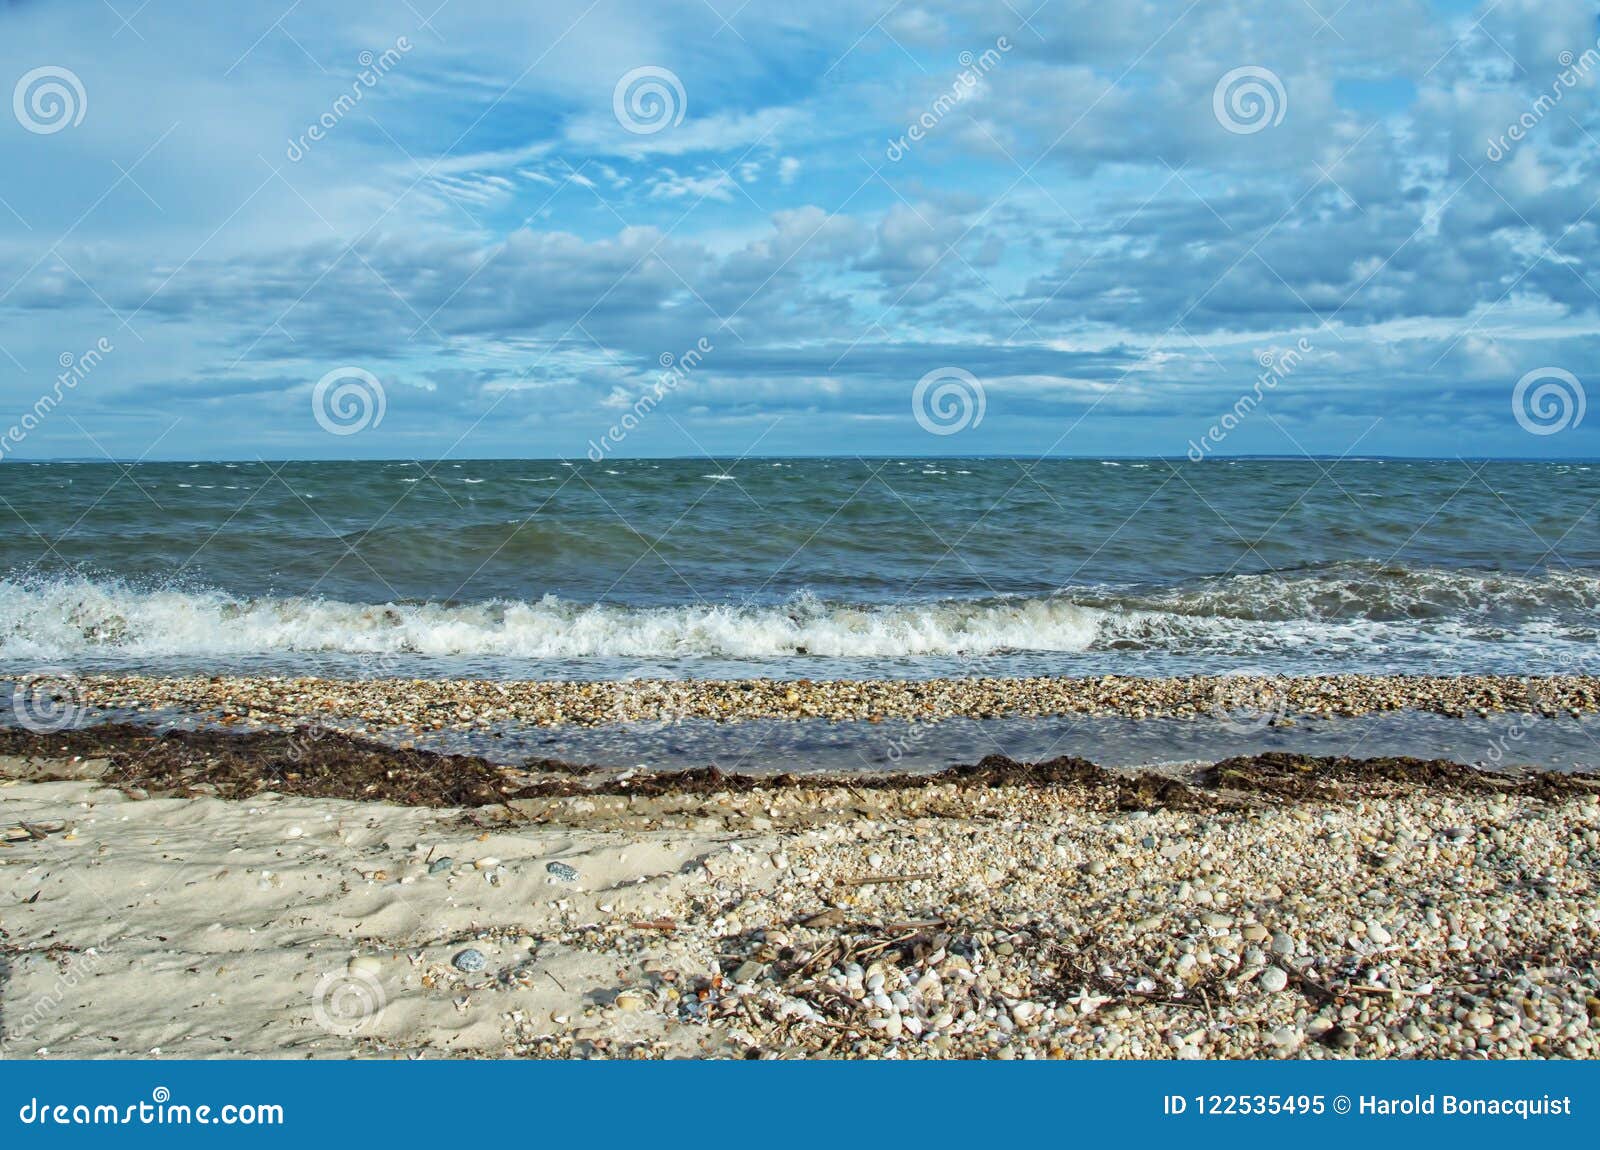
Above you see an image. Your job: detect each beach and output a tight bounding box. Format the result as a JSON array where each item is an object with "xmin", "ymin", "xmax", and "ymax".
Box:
[
  {"xmin": 2, "ymin": 458, "xmax": 1598, "ymax": 1060},
  {"xmin": 2, "ymin": 713, "xmax": 1597, "ymax": 1060},
  {"xmin": 50, "ymin": 670, "xmax": 1600, "ymax": 729}
]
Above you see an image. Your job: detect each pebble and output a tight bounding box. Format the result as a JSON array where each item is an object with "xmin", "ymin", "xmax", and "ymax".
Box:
[
  {"xmin": 546, "ymin": 861, "xmax": 579, "ymax": 882},
  {"xmin": 74, "ymin": 671, "xmax": 1600, "ymax": 727},
  {"xmin": 428, "ymin": 857, "xmax": 453, "ymax": 874},
  {"xmin": 28, "ymin": 674, "xmax": 1600, "ymax": 1064},
  {"xmin": 452, "ymin": 948, "xmax": 487, "ymax": 973},
  {"xmin": 1323, "ymin": 1026, "xmax": 1358, "ymax": 1051}
]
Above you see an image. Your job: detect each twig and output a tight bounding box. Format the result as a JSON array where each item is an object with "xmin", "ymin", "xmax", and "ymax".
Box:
[
  {"xmin": 841, "ymin": 872, "xmax": 934, "ymax": 887},
  {"xmin": 883, "ymin": 919, "xmax": 945, "ymax": 932}
]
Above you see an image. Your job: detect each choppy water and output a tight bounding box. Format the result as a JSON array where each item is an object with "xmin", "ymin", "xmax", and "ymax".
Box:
[{"xmin": 0, "ymin": 457, "xmax": 1595, "ymax": 679}]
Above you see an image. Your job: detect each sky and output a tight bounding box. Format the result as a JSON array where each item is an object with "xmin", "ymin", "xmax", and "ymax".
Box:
[{"xmin": 0, "ymin": 0, "xmax": 1597, "ymax": 460}]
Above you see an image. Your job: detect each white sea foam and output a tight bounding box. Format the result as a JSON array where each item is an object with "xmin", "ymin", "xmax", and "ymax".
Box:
[{"xmin": 0, "ymin": 571, "xmax": 1592, "ymax": 662}]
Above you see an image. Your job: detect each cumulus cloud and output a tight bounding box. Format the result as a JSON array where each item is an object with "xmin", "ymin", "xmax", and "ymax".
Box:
[{"xmin": 0, "ymin": 0, "xmax": 1596, "ymax": 459}]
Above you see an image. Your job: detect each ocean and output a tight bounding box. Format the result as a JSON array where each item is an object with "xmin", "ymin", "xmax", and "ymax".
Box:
[{"xmin": 1, "ymin": 457, "xmax": 1595, "ymax": 682}]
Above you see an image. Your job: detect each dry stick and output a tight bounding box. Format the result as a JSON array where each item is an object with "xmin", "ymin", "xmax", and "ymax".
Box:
[
  {"xmin": 883, "ymin": 919, "xmax": 946, "ymax": 932},
  {"xmin": 1289, "ymin": 966, "xmax": 1338, "ymax": 1005},
  {"xmin": 794, "ymin": 939, "xmax": 841, "ymax": 979},
  {"xmin": 841, "ymin": 872, "xmax": 935, "ymax": 887},
  {"xmin": 855, "ymin": 930, "xmax": 918, "ymax": 959}
]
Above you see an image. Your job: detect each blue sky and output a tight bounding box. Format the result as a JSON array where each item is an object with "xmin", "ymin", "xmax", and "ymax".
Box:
[{"xmin": 1, "ymin": 0, "xmax": 1598, "ymax": 459}]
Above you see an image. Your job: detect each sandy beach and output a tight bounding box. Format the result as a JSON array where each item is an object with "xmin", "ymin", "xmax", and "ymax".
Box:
[{"xmin": 2, "ymin": 717, "xmax": 1596, "ymax": 1060}]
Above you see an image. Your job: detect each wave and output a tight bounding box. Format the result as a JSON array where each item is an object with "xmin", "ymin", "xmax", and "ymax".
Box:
[{"xmin": 0, "ymin": 567, "xmax": 1593, "ymax": 661}]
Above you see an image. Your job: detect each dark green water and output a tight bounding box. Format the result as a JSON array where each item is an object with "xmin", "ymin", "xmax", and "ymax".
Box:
[{"xmin": 1, "ymin": 457, "xmax": 1595, "ymax": 678}]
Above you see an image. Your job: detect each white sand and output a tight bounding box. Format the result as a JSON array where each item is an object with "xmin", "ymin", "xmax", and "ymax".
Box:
[{"xmin": 1, "ymin": 761, "xmax": 780, "ymax": 1058}]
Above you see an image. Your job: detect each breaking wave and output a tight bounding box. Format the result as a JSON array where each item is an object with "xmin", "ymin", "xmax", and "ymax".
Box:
[{"xmin": 0, "ymin": 565, "xmax": 1593, "ymax": 662}]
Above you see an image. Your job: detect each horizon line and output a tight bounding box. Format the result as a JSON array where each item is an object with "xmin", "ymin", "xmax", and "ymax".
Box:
[{"xmin": 8, "ymin": 453, "xmax": 1600, "ymax": 465}]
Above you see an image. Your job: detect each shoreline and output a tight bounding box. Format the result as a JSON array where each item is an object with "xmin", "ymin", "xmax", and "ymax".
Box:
[
  {"xmin": 5, "ymin": 721, "xmax": 1599, "ymax": 806},
  {"xmin": 2, "ymin": 739, "xmax": 1596, "ymax": 1059},
  {"xmin": 23, "ymin": 672, "xmax": 1600, "ymax": 733}
]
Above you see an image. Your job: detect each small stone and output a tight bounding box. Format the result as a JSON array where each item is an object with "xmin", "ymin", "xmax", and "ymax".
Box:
[
  {"xmin": 1242, "ymin": 923, "xmax": 1270, "ymax": 942},
  {"xmin": 1270, "ymin": 931, "xmax": 1295, "ymax": 957},
  {"xmin": 1083, "ymin": 860, "xmax": 1107, "ymax": 876},
  {"xmin": 452, "ymin": 948, "xmax": 487, "ymax": 973},
  {"xmin": 428, "ymin": 856, "xmax": 453, "ymax": 874},
  {"xmin": 1367, "ymin": 922, "xmax": 1393, "ymax": 945},
  {"xmin": 803, "ymin": 909, "xmax": 845, "ymax": 928},
  {"xmin": 1259, "ymin": 966, "xmax": 1289, "ymax": 993},
  {"xmin": 1323, "ymin": 1025, "xmax": 1358, "ymax": 1051},
  {"xmin": 546, "ymin": 861, "xmax": 579, "ymax": 882},
  {"xmin": 732, "ymin": 960, "xmax": 764, "ymax": 984}
]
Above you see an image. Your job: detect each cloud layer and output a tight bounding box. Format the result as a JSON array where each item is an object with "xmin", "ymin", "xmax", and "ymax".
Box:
[{"xmin": 1, "ymin": 0, "xmax": 1597, "ymax": 459}]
